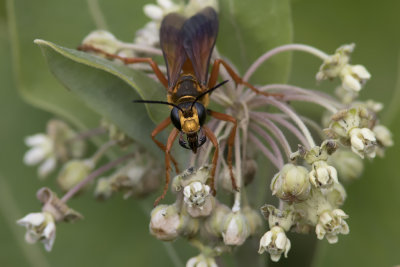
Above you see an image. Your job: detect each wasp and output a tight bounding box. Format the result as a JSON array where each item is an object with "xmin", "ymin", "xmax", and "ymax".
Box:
[{"xmin": 79, "ymin": 7, "xmax": 276, "ymax": 206}]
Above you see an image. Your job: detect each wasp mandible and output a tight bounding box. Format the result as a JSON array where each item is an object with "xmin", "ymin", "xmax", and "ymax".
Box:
[{"xmin": 79, "ymin": 7, "xmax": 276, "ymax": 206}]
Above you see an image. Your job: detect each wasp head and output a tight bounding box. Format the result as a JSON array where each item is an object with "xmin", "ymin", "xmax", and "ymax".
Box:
[{"xmin": 171, "ymin": 102, "xmax": 207, "ymax": 153}]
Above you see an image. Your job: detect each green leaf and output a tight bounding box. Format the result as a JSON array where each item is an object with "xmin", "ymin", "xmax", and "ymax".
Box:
[
  {"xmin": 35, "ymin": 39, "xmax": 167, "ymax": 156},
  {"xmin": 8, "ymin": 0, "xmax": 153, "ymax": 131},
  {"xmin": 218, "ymin": 0, "xmax": 293, "ymax": 84}
]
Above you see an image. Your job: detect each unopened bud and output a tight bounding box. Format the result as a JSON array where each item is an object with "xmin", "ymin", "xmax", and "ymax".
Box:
[
  {"xmin": 271, "ymin": 164, "xmax": 311, "ymax": 203},
  {"xmin": 57, "ymin": 159, "xmax": 94, "ymax": 192},
  {"xmin": 203, "ymin": 202, "xmax": 230, "ymax": 238},
  {"xmin": 221, "ymin": 211, "xmax": 250, "ymax": 246},
  {"xmin": 328, "ymin": 149, "xmax": 364, "ymax": 182},
  {"xmin": 149, "ymin": 205, "xmax": 181, "ymax": 241}
]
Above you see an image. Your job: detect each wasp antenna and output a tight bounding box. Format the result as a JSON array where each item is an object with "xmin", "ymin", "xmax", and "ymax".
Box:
[
  {"xmin": 133, "ymin": 99, "xmax": 184, "ymax": 112},
  {"xmin": 190, "ymin": 80, "xmax": 229, "ymax": 110}
]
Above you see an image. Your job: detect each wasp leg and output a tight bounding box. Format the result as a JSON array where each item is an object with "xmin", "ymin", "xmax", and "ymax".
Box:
[
  {"xmin": 153, "ymin": 128, "xmax": 179, "ymax": 207},
  {"xmin": 202, "ymin": 126, "xmax": 220, "ymax": 196},
  {"xmin": 207, "ymin": 110, "xmax": 239, "ymax": 192},
  {"xmin": 151, "ymin": 117, "xmax": 180, "ymax": 174},
  {"xmin": 208, "ymin": 59, "xmax": 282, "ymax": 98},
  {"xmin": 78, "ymin": 44, "xmax": 168, "ymax": 89}
]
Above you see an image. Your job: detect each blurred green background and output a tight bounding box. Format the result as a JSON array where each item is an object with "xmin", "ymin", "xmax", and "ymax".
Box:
[{"xmin": 1, "ymin": 0, "xmax": 399, "ymax": 266}]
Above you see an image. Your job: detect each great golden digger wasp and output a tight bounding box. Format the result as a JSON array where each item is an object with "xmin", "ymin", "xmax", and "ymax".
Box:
[{"xmin": 79, "ymin": 7, "xmax": 277, "ymax": 206}]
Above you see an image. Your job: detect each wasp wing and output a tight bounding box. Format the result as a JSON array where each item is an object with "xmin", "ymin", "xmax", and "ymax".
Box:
[
  {"xmin": 182, "ymin": 7, "xmax": 218, "ymax": 86},
  {"xmin": 160, "ymin": 13, "xmax": 187, "ymax": 88}
]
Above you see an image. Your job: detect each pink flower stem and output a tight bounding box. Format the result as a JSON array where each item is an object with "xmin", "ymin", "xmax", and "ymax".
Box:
[
  {"xmin": 60, "ymin": 153, "xmax": 135, "ymax": 203},
  {"xmin": 250, "ymin": 112, "xmax": 292, "ymax": 160},
  {"xmin": 250, "ymin": 123, "xmax": 284, "ymax": 167},
  {"xmin": 243, "ymin": 44, "xmax": 329, "ymax": 83},
  {"xmin": 264, "ymin": 113, "xmax": 309, "ymax": 147},
  {"xmin": 248, "ymin": 133, "xmax": 282, "ymax": 169},
  {"xmin": 258, "ymin": 98, "xmax": 316, "ymax": 148}
]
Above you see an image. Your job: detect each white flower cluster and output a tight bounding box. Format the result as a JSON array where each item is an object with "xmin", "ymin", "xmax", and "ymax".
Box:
[
  {"xmin": 327, "ymin": 106, "xmax": 393, "ymax": 159},
  {"xmin": 316, "ymin": 44, "xmax": 371, "ymax": 94},
  {"xmin": 23, "ymin": 120, "xmax": 86, "ymax": 179},
  {"xmin": 17, "ymin": 188, "xmax": 82, "ymax": 251}
]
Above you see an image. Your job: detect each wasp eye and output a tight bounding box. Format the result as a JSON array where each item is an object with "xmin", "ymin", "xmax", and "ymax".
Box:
[
  {"xmin": 194, "ymin": 102, "xmax": 206, "ymax": 126},
  {"xmin": 171, "ymin": 107, "xmax": 182, "ymax": 131}
]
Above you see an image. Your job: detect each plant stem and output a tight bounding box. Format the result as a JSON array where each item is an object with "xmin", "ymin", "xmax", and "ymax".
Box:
[
  {"xmin": 87, "ymin": 0, "xmax": 108, "ymax": 30},
  {"xmin": 250, "ymin": 112, "xmax": 293, "ymax": 160},
  {"xmin": 250, "ymin": 123, "xmax": 284, "ymax": 167},
  {"xmin": 264, "ymin": 113, "xmax": 309, "ymax": 147},
  {"xmin": 67, "ymin": 127, "xmax": 107, "ymax": 143},
  {"xmin": 243, "ymin": 44, "xmax": 329, "ymax": 83},
  {"xmin": 61, "ymin": 153, "xmax": 134, "ymax": 203},
  {"xmin": 90, "ymin": 140, "xmax": 117, "ymax": 164},
  {"xmin": 261, "ymin": 99, "xmax": 316, "ymax": 148}
]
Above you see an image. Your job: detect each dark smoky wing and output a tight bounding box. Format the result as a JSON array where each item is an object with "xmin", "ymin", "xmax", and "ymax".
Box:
[
  {"xmin": 182, "ymin": 7, "xmax": 218, "ymax": 86},
  {"xmin": 160, "ymin": 13, "xmax": 187, "ymax": 88}
]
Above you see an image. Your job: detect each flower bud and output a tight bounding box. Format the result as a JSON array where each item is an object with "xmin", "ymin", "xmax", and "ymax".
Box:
[
  {"xmin": 186, "ymin": 254, "xmax": 218, "ymax": 267},
  {"xmin": 81, "ymin": 30, "xmax": 121, "ymax": 55},
  {"xmin": 260, "ymin": 205, "xmax": 295, "ymax": 232},
  {"xmin": 149, "ymin": 205, "xmax": 181, "ymax": 241},
  {"xmin": 57, "ymin": 159, "xmax": 94, "ymax": 192},
  {"xmin": 325, "ymin": 182, "xmax": 347, "ymax": 208},
  {"xmin": 316, "ymin": 209, "xmax": 349, "ymax": 244},
  {"xmin": 100, "ymin": 119, "xmax": 133, "ymax": 148},
  {"xmin": 373, "ymin": 125, "xmax": 394, "ymax": 157},
  {"xmin": 17, "ymin": 212, "xmax": 56, "ymax": 251},
  {"xmin": 221, "ymin": 211, "xmax": 250, "ymax": 246},
  {"xmin": 309, "ymin": 161, "xmax": 338, "ymax": 188},
  {"xmin": 243, "ymin": 206, "xmax": 262, "ymax": 235},
  {"xmin": 108, "ymin": 157, "xmax": 162, "ymax": 199},
  {"xmin": 258, "ymin": 226, "xmax": 291, "ymax": 262},
  {"xmin": 328, "ymin": 149, "xmax": 364, "ymax": 181},
  {"xmin": 47, "ymin": 119, "xmax": 86, "ymax": 160},
  {"xmin": 335, "ymin": 86, "xmax": 358, "ymax": 104},
  {"xmin": 94, "ymin": 178, "xmax": 113, "ymax": 200},
  {"xmin": 203, "ymin": 202, "xmax": 230, "ymax": 238},
  {"xmin": 349, "ymin": 127, "xmax": 377, "ymax": 158},
  {"xmin": 271, "ymin": 164, "xmax": 311, "ymax": 203}
]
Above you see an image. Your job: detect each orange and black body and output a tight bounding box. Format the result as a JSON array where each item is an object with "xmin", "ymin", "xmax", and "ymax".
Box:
[
  {"xmin": 78, "ymin": 7, "xmax": 277, "ymax": 206},
  {"xmin": 160, "ymin": 7, "xmax": 219, "ymax": 154}
]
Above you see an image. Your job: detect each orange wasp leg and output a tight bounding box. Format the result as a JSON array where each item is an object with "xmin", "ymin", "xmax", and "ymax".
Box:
[
  {"xmin": 151, "ymin": 117, "xmax": 180, "ymax": 174},
  {"xmin": 78, "ymin": 44, "xmax": 169, "ymax": 89},
  {"xmin": 208, "ymin": 58, "xmax": 282, "ymax": 97},
  {"xmin": 202, "ymin": 125, "xmax": 221, "ymax": 196},
  {"xmin": 153, "ymin": 128, "xmax": 179, "ymax": 207},
  {"xmin": 208, "ymin": 110, "xmax": 239, "ymax": 192}
]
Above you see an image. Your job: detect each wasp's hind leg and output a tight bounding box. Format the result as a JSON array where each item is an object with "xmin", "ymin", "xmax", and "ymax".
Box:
[
  {"xmin": 207, "ymin": 110, "xmax": 239, "ymax": 192},
  {"xmin": 78, "ymin": 44, "xmax": 169, "ymax": 89},
  {"xmin": 153, "ymin": 128, "xmax": 179, "ymax": 207},
  {"xmin": 151, "ymin": 117, "xmax": 180, "ymax": 174},
  {"xmin": 208, "ymin": 58, "xmax": 282, "ymax": 98}
]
